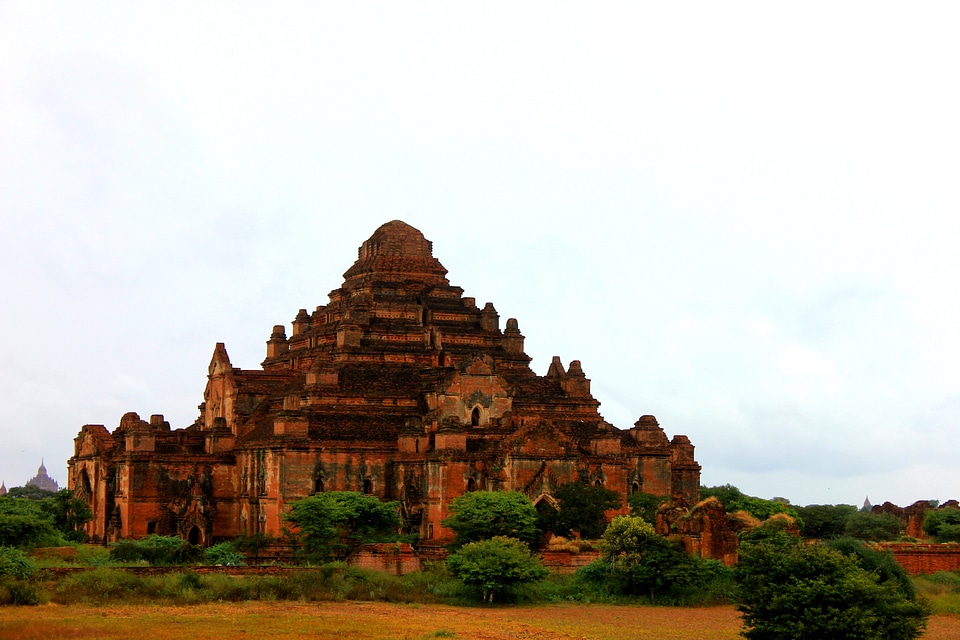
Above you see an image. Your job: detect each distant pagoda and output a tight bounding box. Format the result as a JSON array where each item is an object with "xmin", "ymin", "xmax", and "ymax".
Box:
[{"xmin": 26, "ymin": 460, "xmax": 59, "ymax": 493}]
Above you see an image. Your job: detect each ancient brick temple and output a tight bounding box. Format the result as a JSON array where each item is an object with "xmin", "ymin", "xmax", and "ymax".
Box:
[{"xmin": 69, "ymin": 221, "xmax": 700, "ymax": 545}]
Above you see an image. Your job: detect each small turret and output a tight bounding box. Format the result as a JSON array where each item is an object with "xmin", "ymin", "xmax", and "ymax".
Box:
[
  {"xmin": 480, "ymin": 302, "xmax": 499, "ymax": 332},
  {"xmin": 266, "ymin": 324, "xmax": 289, "ymax": 358},
  {"xmin": 502, "ymin": 318, "xmax": 525, "ymax": 355}
]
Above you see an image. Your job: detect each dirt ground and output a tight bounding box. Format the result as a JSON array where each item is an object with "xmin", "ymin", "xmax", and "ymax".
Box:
[{"xmin": 1, "ymin": 602, "xmax": 958, "ymax": 639}]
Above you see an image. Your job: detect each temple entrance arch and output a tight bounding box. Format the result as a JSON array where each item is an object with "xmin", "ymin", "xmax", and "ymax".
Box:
[{"xmin": 187, "ymin": 525, "xmax": 204, "ymax": 546}]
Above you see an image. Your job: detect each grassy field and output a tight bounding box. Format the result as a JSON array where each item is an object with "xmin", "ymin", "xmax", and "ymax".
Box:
[{"xmin": 1, "ymin": 602, "xmax": 959, "ymax": 640}]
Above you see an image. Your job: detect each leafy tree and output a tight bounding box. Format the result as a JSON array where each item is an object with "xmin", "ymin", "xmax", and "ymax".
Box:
[
  {"xmin": 234, "ymin": 532, "xmax": 277, "ymax": 565},
  {"xmin": 446, "ymin": 536, "xmax": 548, "ymax": 602},
  {"xmin": 627, "ymin": 491, "xmax": 670, "ymax": 524},
  {"xmin": 0, "ymin": 489, "xmax": 92, "ymax": 543},
  {"xmin": 736, "ymin": 530, "xmax": 927, "ymax": 640},
  {"xmin": 441, "ymin": 491, "xmax": 539, "ymax": 549},
  {"xmin": 538, "ymin": 482, "xmax": 621, "ymax": 538},
  {"xmin": 795, "ymin": 503, "xmax": 858, "ymax": 539},
  {"xmin": 5, "ymin": 485, "xmax": 57, "ymax": 500},
  {"xmin": 39, "ymin": 489, "xmax": 93, "ymax": 542},
  {"xmin": 284, "ymin": 491, "xmax": 401, "ymax": 561},
  {"xmin": 0, "ymin": 514, "xmax": 60, "ymax": 548},
  {"xmin": 577, "ymin": 515, "xmax": 722, "ymax": 602},
  {"xmin": 0, "ymin": 496, "xmax": 46, "ymax": 518},
  {"xmin": 845, "ymin": 510, "xmax": 902, "ymax": 541},
  {"xmin": 923, "ymin": 507, "xmax": 960, "ymax": 542},
  {"xmin": 701, "ymin": 484, "xmax": 799, "ymax": 522},
  {"xmin": 599, "ymin": 514, "xmax": 659, "ymax": 558},
  {"xmin": 826, "ymin": 537, "xmax": 914, "ymax": 599}
]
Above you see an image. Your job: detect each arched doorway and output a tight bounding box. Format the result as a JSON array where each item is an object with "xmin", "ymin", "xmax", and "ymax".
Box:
[
  {"xmin": 471, "ymin": 406, "xmax": 481, "ymax": 426},
  {"xmin": 362, "ymin": 478, "xmax": 373, "ymax": 495},
  {"xmin": 187, "ymin": 525, "xmax": 203, "ymax": 546}
]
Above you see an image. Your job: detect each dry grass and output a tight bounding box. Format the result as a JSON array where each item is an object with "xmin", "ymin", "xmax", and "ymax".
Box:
[{"xmin": 1, "ymin": 602, "xmax": 957, "ymax": 639}]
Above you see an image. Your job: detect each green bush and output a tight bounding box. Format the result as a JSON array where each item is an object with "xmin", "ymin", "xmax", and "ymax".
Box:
[
  {"xmin": 795, "ymin": 504, "xmax": 858, "ymax": 539},
  {"xmin": 55, "ymin": 567, "xmax": 145, "ymax": 603},
  {"xmin": 701, "ymin": 484, "xmax": 800, "ymax": 522},
  {"xmin": 0, "ymin": 514, "xmax": 62, "ymax": 548},
  {"xmin": 845, "ymin": 511, "xmax": 902, "ymax": 541},
  {"xmin": 204, "ymin": 541, "xmax": 245, "ymax": 566},
  {"xmin": 826, "ymin": 537, "xmax": 914, "ymax": 598},
  {"xmin": 109, "ymin": 535, "xmax": 203, "ymax": 566},
  {"xmin": 537, "ymin": 483, "xmax": 621, "ymax": 539},
  {"xmin": 0, "ymin": 577, "xmax": 46, "ymax": 605},
  {"xmin": 284, "ymin": 492, "xmax": 402, "ymax": 562},
  {"xmin": 923, "ymin": 507, "xmax": 960, "ymax": 542},
  {"xmin": 736, "ymin": 532, "xmax": 928, "ymax": 639},
  {"xmin": 627, "ymin": 492, "xmax": 670, "ymax": 524},
  {"xmin": 441, "ymin": 492, "xmax": 539, "ymax": 550},
  {"xmin": 0, "ymin": 546, "xmax": 36, "ymax": 579},
  {"xmin": 446, "ymin": 536, "xmax": 548, "ymax": 602},
  {"xmin": 573, "ymin": 515, "xmax": 734, "ymax": 605}
]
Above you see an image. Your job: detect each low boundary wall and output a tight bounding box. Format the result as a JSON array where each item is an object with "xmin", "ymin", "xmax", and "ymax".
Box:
[{"xmin": 877, "ymin": 543, "xmax": 960, "ymax": 575}]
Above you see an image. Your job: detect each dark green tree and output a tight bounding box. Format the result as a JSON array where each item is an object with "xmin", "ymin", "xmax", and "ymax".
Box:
[
  {"xmin": 234, "ymin": 532, "xmax": 277, "ymax": 565},
  {"xmin": 922, "ymin": 507, "xmax": 960, "ymax": 542},
  {"xmin": 4, "ymin": 485, "xmax": 57, "ymax": 500},
  {"xmin": 701, "ymin": 484, "xmax": 799, "ymax": 521},
  {"xmin": 441, "ymin": 491, "xmax": 539, "ymax": 549},
  {"xmin": 826, "ymin": 537, "xmax": 914, "ymax": 599},
  {"xmin": 575, "ymin": 515, "xmax": 723, "ymax": 603},
  {"xmin": 109, "ymin": 535, "xmax": 203, "ymax": 565},
  {"xmin": 844, "ymin": 510, "xmax": 902, "ymax": 541},
  {"xmin": 39, "ymin": 489, "xmax": 93, "ymax": 542},
  {"xmin": 0, "ymin": 514, "xmax": 59, "ymax": 548},
  {"xmin": 284, "ymin": 491, "xmax": 401, "ymax": 561},
  {"xmin": 538, "ymin": 482, "xmax": 621, "ymax": 538},
  {"xmin": 736, "ymin": 530, "xmax": 927, "ymax": 640},
  {"xmin": 795, "ymin": 503, "xmax": 858, "ymax": 539},
  {"xmin": 626, "ymin": 491, "xmax": 670, "ymax": 524},
  {"xmin": 446, "ymin": 536, "xmax": 549, "ymax": 602}
]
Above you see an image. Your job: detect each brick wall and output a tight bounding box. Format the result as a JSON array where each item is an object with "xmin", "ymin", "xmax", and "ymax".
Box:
[
  {"xmin": 876, "ymin": 542, "xmax": 960, "ymax": 574},
  {"xmin": 540, "ymin": 549, "xmax": 601, "ymax": 573}
]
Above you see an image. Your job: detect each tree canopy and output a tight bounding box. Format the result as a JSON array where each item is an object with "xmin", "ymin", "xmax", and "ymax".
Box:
[
  {"xmin": 736, "ymin": 528, "xmax": 927, "ymax": 640},
  {"xmin": 700, "ymin": 484, "xmax": 799, "ymax": 522},
  {"xmin": 0, "ymin": 489, "xmax": 92, "ymax": 545},
  {"xmin": 284, "ymin": 491, "xmax": 402, "ymax": 561},
  {"xmin": 626, "ymin": 491, "xmax": 670, "ymax": 524},
  {"xmin": 844, "ymin": 510, "xmax": 902, "ymax": 542},
  {"xmin": 575, "ymin": 514, "xmax": 726, "ymax": 602},
  {"xmin": 446, "ymin": 536, "xmax": 548, "ymax": 602},
  {"xmin": 441, "ymin": 491, "xmax": 539, "ymax": 549},
  {"xmin": 794, "ymin": 503, "xmax": 858, "ymax": 539},
  {"xmin": 537, "ymin": 482, "xmax": 621, "ymax": 538},
  {"xmin": 922, "ymin": 507, "xmax": 960, "ymax": 543}
]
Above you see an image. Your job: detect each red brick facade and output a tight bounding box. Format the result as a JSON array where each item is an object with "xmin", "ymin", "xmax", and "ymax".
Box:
[
  {"xmin": 876, "ymin": 543, "xmax": 960, "ymax": 575},
  {"xmin": 69, "ymin": 221, "xmax": 700, "ymax": 547}
]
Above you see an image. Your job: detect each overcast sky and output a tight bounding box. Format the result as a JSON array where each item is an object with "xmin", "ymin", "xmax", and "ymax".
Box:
[{"xmin": 2, "ymin": 3, "xmax": 958, "ymax": 507}]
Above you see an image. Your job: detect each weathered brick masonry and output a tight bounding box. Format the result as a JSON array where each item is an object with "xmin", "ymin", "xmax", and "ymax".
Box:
[
  {"xmin": 69, "ymin": 221, "xmax": 700, "ymax": 548},
  {"xmin": 876, "ymin": 543, "xmax": 960, "ymax": 575}
]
